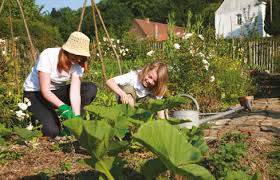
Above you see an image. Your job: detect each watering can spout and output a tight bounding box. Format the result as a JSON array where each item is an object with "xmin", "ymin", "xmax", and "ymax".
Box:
[{"xmin": 238, "ymin": 96, "xmax": 254, "ymax": 112}]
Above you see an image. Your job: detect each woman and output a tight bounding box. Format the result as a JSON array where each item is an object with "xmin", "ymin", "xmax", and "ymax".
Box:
[
  {"xmin": 106, "ymin": 61, "xmax": 168, "ymax": 118},
  {"xmin": 23, "ymin": 31, "xmax": 97, "ymax": 138}
]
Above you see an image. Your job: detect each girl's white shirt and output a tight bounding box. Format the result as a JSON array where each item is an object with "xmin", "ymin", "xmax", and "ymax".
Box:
[
  {"xmin": 24, "ymin": 47, "xmax": 84, "ymax": 91},
  {"xmin": 113, "ymin": 70, "xmax": 162, "ymax": 99}
]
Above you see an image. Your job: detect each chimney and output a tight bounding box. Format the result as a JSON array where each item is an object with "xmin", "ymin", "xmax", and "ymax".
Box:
[
  {"xmin": 155, "ymin": 24, "xmax": 158, "ymax": 40},
  {"xmin": 144, "ymin": 18, "xmax": 150, "ymax": 23}
]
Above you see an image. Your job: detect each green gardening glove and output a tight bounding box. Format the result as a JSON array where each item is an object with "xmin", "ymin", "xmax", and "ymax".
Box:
[{"xmin": 58, "ymin": 104, "xmax": 75, "ymax": 120}]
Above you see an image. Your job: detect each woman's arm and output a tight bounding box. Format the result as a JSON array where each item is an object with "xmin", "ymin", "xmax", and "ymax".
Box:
[
  {"xmin": 70, "ymin": 75, "xmax": 81, "ymax": 115},
  {"xmin": 106, "ymin": 78, "xmax": 134, "ymax": 106},
  {"xmin": 39, "ymin": 71, "xmax": 64, "ymax": 107}
]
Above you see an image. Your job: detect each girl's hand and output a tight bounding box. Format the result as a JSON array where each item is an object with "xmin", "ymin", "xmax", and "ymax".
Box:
[{"xmin": 120, "ymin": 94, "xmax": 135, "ymax": 107}]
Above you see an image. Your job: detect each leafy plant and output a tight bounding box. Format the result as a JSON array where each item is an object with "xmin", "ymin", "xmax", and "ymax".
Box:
[
  {"xmin": 207, "ymin": 133, "xmax": 249, "ymax": 178},
  {"xmin": 134, "ymin": 121, "xmax": 214, "ymax": 179}
]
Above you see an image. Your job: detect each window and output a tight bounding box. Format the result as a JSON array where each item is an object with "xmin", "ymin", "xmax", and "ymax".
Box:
[{"xmin": 237, "ymin": 14, "xmax": 242, "ymax": 25}]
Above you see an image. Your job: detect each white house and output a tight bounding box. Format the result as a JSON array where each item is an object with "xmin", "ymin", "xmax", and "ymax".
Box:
[{"xmin": 215, "ymin": 0, "xmax": 270, "ymax": 38}]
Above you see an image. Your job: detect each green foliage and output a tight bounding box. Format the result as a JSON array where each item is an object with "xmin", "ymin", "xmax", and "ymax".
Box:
[
  {"xmin": 134, "ymin": 121, "xmax": 214, "ymax": 179},
  {"xmin": 207, "ymin": 133, "xmax": 249, "ymax": 179},
  {"xmin": 224, "ymin": 171, "xmax": 261, "ymax": 180},
  {"xmin": 0, "ymin": 150, "xmax": 23, "ymax": 164},
  {"xmin": 180, "ymin": 126, "xmax": 209, "ymax": 155},
  {"xmin": 0, "ymin": 18, "xmax": 63, "ymax": 51},
  {"xmin": 264, "ymin": 0, "xmax": 280, "ymax": 36},
  {"xmin": 60, "ymin": 161, "xmax": 72, "ymax": 172},
  {"xmin": 267, "ymin": 139, "xmax": 280, "ymax": 178}
]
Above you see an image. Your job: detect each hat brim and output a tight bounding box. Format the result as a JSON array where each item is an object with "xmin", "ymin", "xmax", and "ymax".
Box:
[{"xmin": 62, "ymin": 45, "xmax": 90, "ymax": 57}]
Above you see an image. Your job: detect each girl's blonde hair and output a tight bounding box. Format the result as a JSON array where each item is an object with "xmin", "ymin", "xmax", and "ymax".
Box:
[
  {"xmin": 57, "ymin": 49, "xmax": 88, "ymax": 73},
  {"xmin": 138, "ymin": 61, "xmax": 168, "ymax": 96}
]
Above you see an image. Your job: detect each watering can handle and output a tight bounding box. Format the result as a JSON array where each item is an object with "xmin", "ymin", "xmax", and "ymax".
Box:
[{"xmin": 179, "ymin": 94, "xmax": 200, "ymax": 112}]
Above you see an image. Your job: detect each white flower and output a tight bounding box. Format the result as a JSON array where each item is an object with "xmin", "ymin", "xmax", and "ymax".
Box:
[
  {"xmin": 18, "ymin": 103, "xmax": 28, "ymax": 111},
  {"xmin": 96, "ymin": 53, "xmax": 99, "ymax": 57},
  {"xmin": 182, "ymin": 33, "xmax": 193, "ymax": 40},
  {"xmin": 176, "ymin": 32, "xmax": 181, "ymax": 35},
  {"xmin": 24, "ymin": 98, "xmax": 31, "ymax": 106},
  {"xmin": 111, "ymin": 38, "xmax": 114, "ymax": 42},
  {"xmin": 2, "ymin": 50, "xmax": 6, "ymax": 55},
  {"xmin": 125, "ymin": 48, "xmax": 129, "ymax": 52},
  {"xmin": 174, "ymin": 43, "xmax": 180, "ymax": 50},
  {"xmin": 26, "ymin": 122, "xmax": 33, "ymax": 131},
  {"xmin": 202, "ymin": 59, "xmax": 209, "ymax": 65},
  {"xmin": 16, "ymin": 110, "xmax": 26, "ymax": 118},
  {"xmin": 204, "ymin": 65, "xmax": 209, "ymax": 71},
  {"xmin": 103, "ymin": 37, "xmax": 107, "ymax": 41},
  {"xmin": 113, "ymin": 45, "xmax": 116, "ymax": 48},
  {"xmin": 210, "ymin": 75, "xmax": 215, "ymax": 82},
  {"xmin": 116, "ymin": 39, "xmax": 120, "ymax": 44},
  {"xmin": 98, "ymin": 42, "xmax": 101, "ymax": 45},
  {"xmin": 147, "ymin": 50, "xmax": 155, "ymax": 56},
  {"xmin": 198, "ymin": 34, "xmax": 204, "ymax": 40},
  {"xmin": 119, "ymin": 49, "xmax": 123, "ymax": 53},
  {"xmin": 122, "ymin": 52, "xmax": 126, "ymax": 56},
  {"xmin": 198, "ymin": 52, "xmax": 205, "ymax": 58}
]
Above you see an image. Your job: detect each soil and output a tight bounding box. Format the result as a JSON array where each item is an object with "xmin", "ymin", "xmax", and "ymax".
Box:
[{"xmin": 0, "ymin": 98, "xmax": 279, "ymax": 180}]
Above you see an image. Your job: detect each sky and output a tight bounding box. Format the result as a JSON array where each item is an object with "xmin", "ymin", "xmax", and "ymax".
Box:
[{"xmin": 35, "ymin": 0, "xmax": 100, "ymax": 13}]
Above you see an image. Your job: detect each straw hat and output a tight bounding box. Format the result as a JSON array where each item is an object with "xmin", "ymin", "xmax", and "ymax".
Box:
[{"xmin": 62, "ymin": 31, "xmax": 90, "ymax": 57}]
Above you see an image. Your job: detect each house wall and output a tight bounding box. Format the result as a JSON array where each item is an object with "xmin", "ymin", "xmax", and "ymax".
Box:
[{"xmin": 215, "ymin": 1, "xmax": 269, "ymax": 38}]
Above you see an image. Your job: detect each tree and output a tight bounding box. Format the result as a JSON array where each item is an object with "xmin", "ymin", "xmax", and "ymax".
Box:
[{"xmin": 264, "ymin": 0, "xmax": 280, "ymax": 36}]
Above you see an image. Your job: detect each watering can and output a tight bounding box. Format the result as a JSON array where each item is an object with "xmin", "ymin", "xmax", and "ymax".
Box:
[{"xmin": 169, "ymin": 94, "xmax": 253, "ymax": 129}]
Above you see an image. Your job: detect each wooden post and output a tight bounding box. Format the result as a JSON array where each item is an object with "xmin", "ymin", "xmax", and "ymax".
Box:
[
  {"xmin": 90, "ymin": 0, "xmax": 107, "ymax": 81},
  {"xmin": 270, "ymin": 0, "xmax": 273, "ymax": 23},
  {"xmin": 0, "ymin": 0, "xmax": 5, "ymax": 15},
  {"xmin": 8, "ymin": 0, "xmax": 19, "ymax": 94},
  {"xmin": 94, "ymin": 3, "xmax": 122, "ymax": 74},
  {"xmin": 16, "ymin": 0, "xmax": 37, "ymax": 62},
  {"xmin": 78, "ymin": 0, "xmax": 87, "ymax": 32}
]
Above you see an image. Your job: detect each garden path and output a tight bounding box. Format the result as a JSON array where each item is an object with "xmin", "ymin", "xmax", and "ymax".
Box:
[{"xmin": 204, "ymin": 98, "xmax": 280, "ymax": 180}]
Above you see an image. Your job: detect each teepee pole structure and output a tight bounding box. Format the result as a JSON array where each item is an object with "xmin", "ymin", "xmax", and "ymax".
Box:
[
  {"xmin": 94, "ymin": 3, "xmax": 122, "ymax": 74},
  {"xmin": 16, "ymin": 0, "xmax": 37, "ymax": 61},
  {"xmin": 78, "ymin": 0, "xmax": 87, "ymax": 32},
  {"xmin": 0, "ymin": 0, "xmax": 5, "ymax": 15},
  {"xmin": 8, "ymin": 0, "xmax": 19, "ymax": 94},
  {"xmin": 90, "ymin": 0, "xmax": 107, "ymax": 81}
]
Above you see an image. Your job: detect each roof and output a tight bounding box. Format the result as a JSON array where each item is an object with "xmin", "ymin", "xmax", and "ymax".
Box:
[
  {"xmin": 133, "ymin": 18, "xmax": 185, "ymax": 41},
  {"xmin": 216, "ymin": 0, "xmax": 265, "ymax": 15}
]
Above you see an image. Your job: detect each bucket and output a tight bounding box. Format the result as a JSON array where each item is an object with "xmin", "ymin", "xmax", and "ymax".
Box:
[{"xmin": 172, "ymin": 94, "xmax": 200, "ymax": 128}]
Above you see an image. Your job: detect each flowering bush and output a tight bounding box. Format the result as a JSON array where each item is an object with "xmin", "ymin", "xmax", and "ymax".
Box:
[{"xmin": 162, "ymin": 31, "xmax": 253, "ymax": 111}]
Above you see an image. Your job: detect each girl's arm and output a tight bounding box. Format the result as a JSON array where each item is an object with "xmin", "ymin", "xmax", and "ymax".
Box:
[
  {"xmin": 39, "ymin": 71, "xmax": 64, "ymax": 107},
  {"xmin": 69, "ymin": 74, "xmax": 81, "ymax": 115}
]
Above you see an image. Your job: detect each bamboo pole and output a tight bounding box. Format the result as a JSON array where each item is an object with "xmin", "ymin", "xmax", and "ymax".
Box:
[
  {"xmin": 94, "ymin": 2, "xmax": 122, "ymax": 74},
  {"xmin": 78, "ymin": 0, "xmax": 87, "ymax": 32},
  {"xmin": 0, "ymin": 0, "xmax": 5, "ymax": 15},
  {"xmin": 90, "ymin": 0, "xmax": 107, "ymax": 81},
  {"xmin": 16, "ymin": 0, "xmax": 36, "ymax": 62},
  {"xmin": 8, "ymin": 0, "xmax": 19, "ymax": 94}
]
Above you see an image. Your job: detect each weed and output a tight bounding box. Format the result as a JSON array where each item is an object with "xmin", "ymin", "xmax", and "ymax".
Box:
[
  {"xmin": 0, "ymin": 150, "xmax": 23, "ymax": 164},
  {"xmin": 206, "ymin": 133, "xmax": 249, "ymax": 178}
]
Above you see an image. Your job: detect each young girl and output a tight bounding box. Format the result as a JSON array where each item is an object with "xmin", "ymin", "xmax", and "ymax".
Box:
[
  {"xmin": 106, "ymin": 61, "xmax": 168, "ymax": 118},
  {"xmin": 23, "ymin": 31, "xmax": 97, "ymax": 138}
]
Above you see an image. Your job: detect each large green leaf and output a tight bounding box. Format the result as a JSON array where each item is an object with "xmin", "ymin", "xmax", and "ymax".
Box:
[
  {"xmin": 13, "ymin": 127, "xmax": 42, "ymax": 141},
  {"xmin": 63, "ymin": 117, "xmax": 84, "ymax": 138},
  {"xmin": 80, "ymin": 120, "xmax": 114, "ymax": 159},
  {"xmin": 85, "ymin": 157, "xmax": 115, "ymax": 180},
  {"xmin": 134, "ymin": 121, "xmax": 214, "ymax": 179},
  {"xmin": 141, "ymin": 158, "xmax": 167, "ymax": 180},
  {"xmin": 175, "ymin": 164, "xmax": 215, "ymax": 180},
  {"xmin": 138, "ymin": 96, "xmax": 188, "ymax": 112}
]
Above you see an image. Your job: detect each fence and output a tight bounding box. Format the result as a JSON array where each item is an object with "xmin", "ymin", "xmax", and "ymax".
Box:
[
  {"xmin": 143, "ymin": 38, "xmax": 280, "ymax": 74},
  {"xmin": 247, "ymin": 38, "xmax": 280, "ymax": 74}
]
